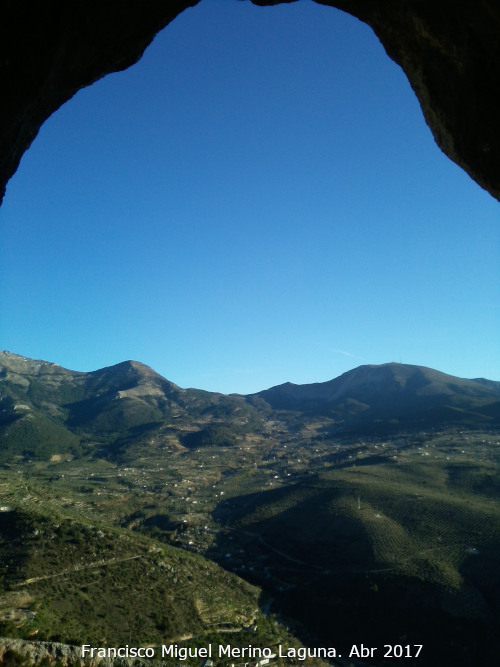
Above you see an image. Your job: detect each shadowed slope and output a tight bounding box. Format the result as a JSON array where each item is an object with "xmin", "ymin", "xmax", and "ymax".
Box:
[{"xmin": 249, "ymin": 363, "xmax": 500, "ymax": 428}]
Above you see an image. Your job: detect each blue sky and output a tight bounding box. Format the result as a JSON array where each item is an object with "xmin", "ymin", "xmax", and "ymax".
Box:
[{"xmin": 1, "ymin": 0, "xmax": 499, "ymax": 394}]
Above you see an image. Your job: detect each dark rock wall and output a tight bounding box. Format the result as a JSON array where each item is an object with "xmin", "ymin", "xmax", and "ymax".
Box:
[
  {"xmin": 324, "ymin": 0, "xmax": 500, "ymax": 201},
  {"xmin": 0, "ymin": 0, "xmax": 200, "ymax": 203},
  {"xmin": 1, "ymin": 0, "xmax": 499, "ymax": 203}
]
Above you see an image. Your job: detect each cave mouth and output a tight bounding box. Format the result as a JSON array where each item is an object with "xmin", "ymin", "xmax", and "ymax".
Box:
[
  {"xmin": 1, "ymin": 0, "xmax": 499, "ymax": 392},
  {"xmin": 2, "ymin": 0, "xmax": 500, "ymax": 203}
]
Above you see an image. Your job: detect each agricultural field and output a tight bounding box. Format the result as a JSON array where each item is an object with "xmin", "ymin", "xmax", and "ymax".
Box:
[{"xmin": 1, "ymin": 425, "xmax": 499, "ymax": 664}]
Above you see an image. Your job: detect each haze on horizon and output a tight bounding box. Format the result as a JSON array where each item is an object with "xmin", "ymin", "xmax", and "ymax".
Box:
[{"xmin": 1, "ymin": 0, "xmax": 499, "ymax": 394}]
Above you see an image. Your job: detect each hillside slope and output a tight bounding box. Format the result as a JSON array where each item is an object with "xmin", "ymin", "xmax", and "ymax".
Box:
[
  {"xmin": 249, "ymin": 362, "xmax": 500, "ymax": 429},
  {"xmin": 0, "ymin": 351, "xmax": 262, "ymax": 462},
  {"xmin": 0, "ymin": 504, "xmax": 260, "ymax": 646}
]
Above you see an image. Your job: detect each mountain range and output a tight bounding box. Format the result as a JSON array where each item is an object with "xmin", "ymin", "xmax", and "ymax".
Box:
[
  {"xmin": 1, "ymin": 350, "xmax": 499, "ymax": 463},
  {"xmin": 2, "ymin": 351, "xmax": 500, "ymax": 665},
  {"xmin": 251, "ymin": 361, "xmax": 500, "ymax": 423}
]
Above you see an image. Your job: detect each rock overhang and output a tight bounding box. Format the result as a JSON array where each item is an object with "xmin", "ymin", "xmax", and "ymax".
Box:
[{"xmin": 1, "ymin": 0, "xmax": 499, "ymax": 203}]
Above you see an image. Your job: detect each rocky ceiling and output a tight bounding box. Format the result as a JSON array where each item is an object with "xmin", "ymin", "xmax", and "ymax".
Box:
[{"xmin": 1, "ymin": 0, "xmax": 499, "ymax": 204}]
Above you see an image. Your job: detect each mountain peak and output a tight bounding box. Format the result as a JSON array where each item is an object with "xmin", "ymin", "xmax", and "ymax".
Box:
[
  {"xmin": 251, "ymin": 362, "xmax": 500, "ymax": 428},
  {"xmin": 0, "ymin": 350, "xmax": 68, "ymax": 376},
  {"xmin": 90, "ymin": 359, "xmax": 180, "ymax": 392}
]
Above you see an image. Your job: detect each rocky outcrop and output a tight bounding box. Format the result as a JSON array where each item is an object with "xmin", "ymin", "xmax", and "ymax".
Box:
[
  {"xmin": 1, "ymin": 0, "xmax": 500, "ymax": 203},
  {"xmin": 0, "ymin": 637, "xmax": 152, "ymax": 665},
  {"xmin": 0, "ymin": 0, "xmax": 200, "ymax": 204},
  {"xmin": 322, "ymin": 0, "xmax": 500, "ymax": 200}
]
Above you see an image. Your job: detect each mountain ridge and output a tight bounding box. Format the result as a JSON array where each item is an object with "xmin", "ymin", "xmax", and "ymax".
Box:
[
  {"xmin": 3, "ymin": 350, "xmax": 499, "ymax": 396},
  {"xmin": 1, "ymin": 351, "xmax": 500, "ymax": 665},
  {"xmin": 1, "ymin": 351, "xmax": 499, "ymax": 462},
  {"xmin": 249, "ymin": 361, "xmax": 500, "ymax": 421}
]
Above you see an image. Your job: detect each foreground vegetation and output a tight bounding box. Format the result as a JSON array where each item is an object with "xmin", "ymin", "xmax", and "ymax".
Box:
[{"xmin": 1, "ymin": 426, "xmax": 499, "ymax": 665}]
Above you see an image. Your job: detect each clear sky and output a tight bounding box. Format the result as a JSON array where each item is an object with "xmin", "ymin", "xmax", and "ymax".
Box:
[{"xmin": 1, "ymin": 0, "xmax": 499, "ymax": 394}]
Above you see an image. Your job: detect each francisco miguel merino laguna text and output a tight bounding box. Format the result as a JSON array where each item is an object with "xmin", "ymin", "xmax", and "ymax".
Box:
[{"xmin": 81, "ymin": 643, "xmax": 341, "ymax": 660}]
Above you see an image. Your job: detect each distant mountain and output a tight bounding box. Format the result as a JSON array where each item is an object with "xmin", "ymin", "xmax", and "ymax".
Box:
[
  {"xmin": 472, "ymin": 377, "xmax": 500, "ymax": 392},
  {"xmin": 248, "ymin": 362, "xmax": 500, "ymax": 429},
  {"xmin": 1, "ymin": 353, "xmax": 499, "ymax": 462},
  {"xmin": 2, "ymin": 353, "xmax": 500, "ymax": 664},
  {"xmin": 0, "ymin": 351, "xmax": 262, "ymax": 462}
]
